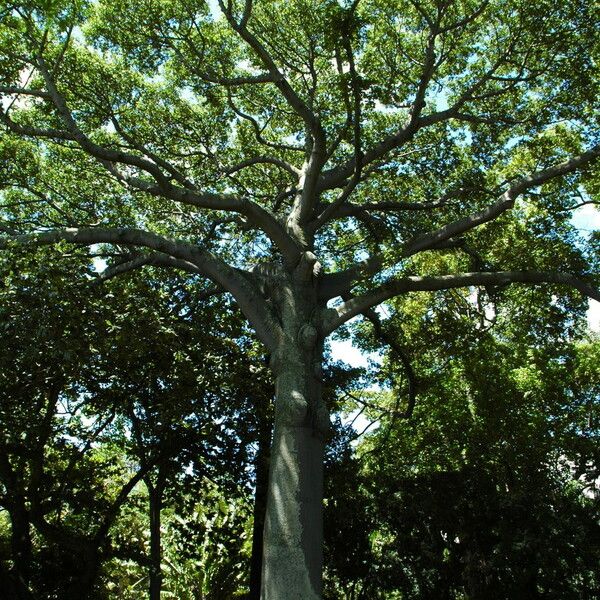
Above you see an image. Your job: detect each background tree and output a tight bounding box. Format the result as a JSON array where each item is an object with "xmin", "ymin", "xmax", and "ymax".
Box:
[
  {"xmin": 1, "ymin": 1, "xmax": 599, "ymax": 597},
  {"xmin": 0, "ymin": 246, "xmax": 134, "ymax": 600},
  {"xmin": 322, "ymin": 281, "xmax": 600, "ymax": 599},
  {"xmin": 0, "ymin": 247, "xmax": 275, "ymax": 599}
]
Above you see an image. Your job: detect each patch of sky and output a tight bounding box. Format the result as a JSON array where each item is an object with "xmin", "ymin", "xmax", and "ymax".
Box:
[
  {"xmin": 102, "ymin": 120, "xmax": 116, "ymax": 134},
  {"xmin": 373, "ymin": 99, "xmax": 401, "ymax": 115},
  {"xmin": 179, "ymin": 86, "xmax": 197, "ymax": 103},
  {"xmin": 207, "ymin": 0, "xmax": 221, "ymax": 19},
  {"xmin": 586, "ymin": 301, "xmax": 599, "ymax": 332},
  {"xmin": 71, "ymin": 25, "xmax": 85, "ymax": 43},
  {"xmin": 375, "ymin": 261, "xmax": 407, "ymax": 282},
  {"xmin": 283, "ymin": 132, "xmax": 303, "ymax": 147},
  {"xmin": 569, "ymin": 202, "xmax": 600, "ymax": 331},
  {"xmin": 327, "ymin": 303, "xmax": 391, "ymax": 369},
  {"xmin": 92, "ymin": 256, "xmax": 108, "ymax": 272},
  {"xmin": 426, "ymin": 87, "xmax": 476, "ymax": 146},
  {"xmin": 329, "ymin": 308, "xmax": 389, "ymax": 436},
  {"xmin": 504, "ymin": 134, "xmax": 525, "ymax": 151},
  {"xmin": 571, "ymin": 203, "xmax": 600, "ymax": 237},
  {"xmin": 237, "ymin": 58, "xmax": 263, "ymax": 75},
  {"xmin": 330, "ymin": 332, "xmax": 382, "ymax": 437},
  {"xmin": 428, "ymin": 87, "xmax": 449, "ymax": 112},
  {"xmin": 449, "ymin": 126, "xmax": 473, "ymax": 146},
  {"xmin": 329, "ymin": 336, "xmax": 381, "ymax": 370},
  {"xmin": 90, "ymin": 244, "xmax": 108, "ymax": 273},
  {"xmin": 574, "ymin": 219, "xmax": 600, "ymax": 329}
]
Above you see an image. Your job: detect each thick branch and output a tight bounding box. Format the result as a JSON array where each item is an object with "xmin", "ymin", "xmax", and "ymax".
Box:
[
  {"xmin": 36, "ymin": 56, "xmax": 174, "ymax": 187},
  {"xmin": 403, "ymin": 146, "xmax": 600, "ymax": 256},
  {"xmin": 318, "ymin": 14, "xmax": 444, "ymax": 194},
  {"xmin": 318, "ymin": 25, "xmax": 530, "ymax": 194},
  {"xmin": 317, "ymin": 196, "xmax": 454, "ymax": 222},
  {"xmin": 311, "ymin": 22, "xmax": 364, "ymax": 230},
  {"xmin": 217, "ymin": 1, "xmax": 324, "ymax": 144},
  {"xmin": 200, "ymin": 72, "xmax": 275, "ymax": 85},
  {"xmin": 101, "ymin": 168, "xmax": 301, "ymax": 263},
  {"xmin": 217, "ymin": 1, "xmax": 327, "ymax": 225},
  {"xmin": 0, "ymin": 85, "xmax": 50, "ymax": 99},
  {"xmin": 319, "ymin": 255, "xmax": 383, "ymax": 301},
  {"xmin": 0, "ymin": 227, "xmax": 283, "ymax": 350},
  {"xmin": 5, "ymin": 60, "xmax": 299, "ymax": 262},
  {"xmin": 0, "ymin": 109, "xmax": 75, "ymax": 140},
  {"xmin": 94, "ymin": 253, "xmax": 225, "ymax": 300},
  {"xmin": 93, "ymin": 253, "xmax": 199, "ymax": 280},
  {"xmin": 318, "ymin": 122, "xmax": 418, "ymax": 192},
  {"xmin": 109, "ymin": 115, "xmax": 195, "ymax": 189},
  {"xmin": 323, "ymin": 271, "xmax": 600, "ymax": 334}
]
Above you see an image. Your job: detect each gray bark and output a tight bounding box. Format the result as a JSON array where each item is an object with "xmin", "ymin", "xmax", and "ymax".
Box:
[{"xmin": 260, "ymin": 267, "xmax": 329, "ymax": 600}]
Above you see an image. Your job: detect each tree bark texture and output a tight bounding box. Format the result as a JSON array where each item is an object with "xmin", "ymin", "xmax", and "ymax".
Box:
[
  {"xmin": 8, "ymin": 495, "xmax": 33, "ymax": 594},
  {"xmin": 0, "ymin": 453, "xmax": 34, "ymax": 599},
  {"xmin": 260, "ymin": 274, "xmax": 329, "ymax": 600},
  {"xmin": 64, "ymin": 545, "xmax": 101, "ymax": 600}
]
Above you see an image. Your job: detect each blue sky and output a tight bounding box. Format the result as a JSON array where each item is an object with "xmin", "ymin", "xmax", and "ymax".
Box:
[{"xmin": 572, "ymin": 204, "xmax": 600, "ymax": 236}]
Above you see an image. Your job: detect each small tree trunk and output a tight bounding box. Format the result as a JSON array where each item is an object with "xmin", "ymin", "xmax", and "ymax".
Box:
[
  {"xmin": 249, "ymin": 405, "xmax": 272, "ymax": 600},
  {"xmin": 64, "ymin": 544, "xmax": 101, "ymax": 600},
  {"xmin": 260, "ymin": 279, "xmax": 329, "ymax": 600},
  {"xmin": 0, "ymin": 454, "xmax": 33, "ymax": 597},
  {"xmin": 147, "ymin": 471, "xmax": 166, "ymax": 600},
  {"xmin": 9, "ymin": 495, "xmax": 33, "ymax": 596}
]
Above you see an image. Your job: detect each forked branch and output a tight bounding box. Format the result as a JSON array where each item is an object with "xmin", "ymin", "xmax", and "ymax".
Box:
[
  {"xmin": 323, "ymin": 270, "xmax": 600, "ymax": 334},
  {"xmin": 1, "ymin": 60, "xmax": 301, "ymax": 263}
]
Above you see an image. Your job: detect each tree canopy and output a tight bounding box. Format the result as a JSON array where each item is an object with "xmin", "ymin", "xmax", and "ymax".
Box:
[{"xmin": 1, "ymin": 0, "xmax": 599, "ymax": 598}]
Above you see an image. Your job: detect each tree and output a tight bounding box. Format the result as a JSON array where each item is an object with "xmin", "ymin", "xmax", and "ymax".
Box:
[
  {"xmin": 0, "ymin": 247, "xmax": 148, "ymax": 598},
  {"xmin": 1, "ymin": 1, "xmax": 599, "ymax": 597},
  {"xmin": 322, "ymin": 279, "xmax": 600, "ymax": 599},
  {"xmin": 0, "ymin": 246, "xmax": 269, "ymax": 598}
]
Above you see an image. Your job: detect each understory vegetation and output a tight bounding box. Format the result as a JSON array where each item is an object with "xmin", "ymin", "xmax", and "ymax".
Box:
[{"xmin": 1, "ymin": 247, "xmax": 598, "ymax": 599}]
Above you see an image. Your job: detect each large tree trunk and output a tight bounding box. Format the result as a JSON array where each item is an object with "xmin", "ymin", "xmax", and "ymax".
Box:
[{"xmin": 260, "ymin": 277, "xmax": 329, "ymax": 600}]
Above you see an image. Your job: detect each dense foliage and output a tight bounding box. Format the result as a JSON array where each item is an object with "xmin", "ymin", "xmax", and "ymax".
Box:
[
  {"xmin": 1, "ymin": 0, "xmax": 599, "ymax": 598},
  {"xmin": 324, "ymin": 286, "xmax": 600, "ymax": 599},
  {"xmin": 0, "ymin": 247, "xmax": 273, "ymax": 598},
  {"xmin": 1, "ymin": 248, "xmax": 598, "ymax": 599}
]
